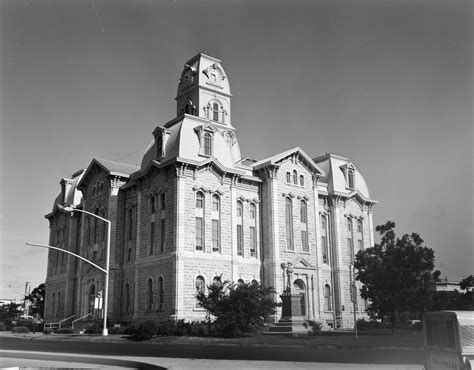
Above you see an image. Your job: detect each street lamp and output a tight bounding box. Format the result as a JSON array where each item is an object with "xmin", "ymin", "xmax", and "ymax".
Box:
[{"xmin": 57, "ymin": 204, "xmax": 111, "ymax": 336}]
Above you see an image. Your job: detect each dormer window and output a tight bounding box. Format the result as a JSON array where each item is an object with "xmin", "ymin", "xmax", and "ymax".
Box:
[
  {"xmin": 203, "ymin": 132, "xmax": 213, "ymax": 156},
  {"xmin": 348, "ymin": 169, "xmax": 355, "ymax": 189},
  {"xmin": 341, "ymin": 163, "xmax": 356, "ymax": 190},
  {"xmin": 154, "ymin": 127, "xmax": 170, "ymax": 160},
  {"xmin": 196, "ymin": 125, "xmax": 215, "ymax": 157},
  {"xmin": 225, "ymin": 132, "xmax": 233, "ymax": 148},
  {"xmin": 156, "ymin": 134, "xmax": 163, "ymax": 159}
]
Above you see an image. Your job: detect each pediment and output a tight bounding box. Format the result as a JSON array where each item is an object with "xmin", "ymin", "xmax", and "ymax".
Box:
[{"xmin": 291, "ymin": 257, "xmax": 316, "ymax": 270}]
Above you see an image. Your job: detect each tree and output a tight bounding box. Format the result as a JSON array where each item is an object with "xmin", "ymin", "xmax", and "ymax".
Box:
[
  {"xmin": 26, "ymin": 283, "xmax": 46, "ymax": 318},
  {"xmin": 354, "ymin": 221, "xmax": 440, "ymax": 333},
  {"xmin": 196, "ymin": 281, "xmax": 277, "ymax": 337},
  {"xmin": 460, "ymin": 275, "xmax": 474, "ymax": 291}
]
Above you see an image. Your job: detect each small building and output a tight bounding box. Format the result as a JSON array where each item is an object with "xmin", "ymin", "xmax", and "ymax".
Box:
[{"xmin": 44, "ymin": 53, "xmax": 377, "ymax": 329}]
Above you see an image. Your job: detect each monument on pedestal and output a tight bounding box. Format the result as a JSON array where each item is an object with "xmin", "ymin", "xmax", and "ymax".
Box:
[{"xmin": 268, "ymin": 262, "xmax": 310, "ymax": 334}]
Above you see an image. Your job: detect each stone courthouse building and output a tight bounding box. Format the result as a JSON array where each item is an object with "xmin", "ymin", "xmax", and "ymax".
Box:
[{"xmin": 44, "ymin": 53, "xmax": 377, "ymax": 329}]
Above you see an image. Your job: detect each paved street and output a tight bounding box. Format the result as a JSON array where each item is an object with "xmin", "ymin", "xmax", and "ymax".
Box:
[{"xmin": 0, "ymin": 335, "xmax": 424, "ymax": 369}]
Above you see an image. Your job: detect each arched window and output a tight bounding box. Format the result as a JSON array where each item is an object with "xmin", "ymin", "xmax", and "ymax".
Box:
[
  {"xmin": 357, "ymin": 219, "xmax": 363, "ymax": 252},
  {"xmin": 52, "ymin": 293, "xmax": 56, "ymax": 316},
  {"xmin": 292, "ymin": 170, "xmax": 298, "ymax": 185},
  {"xmin": 347, "ymin": 218, "xmax": 354, "ymax": 264},
  {"xmin": 324, "ymin": 284, "xmax": 332, "ymax": 311},
  {"xmin": 299, "ymin": 175, "xmax": 304, "ymax": 186},
  {"xmin": 89, "ymin": 284, "xmax": 95, "ymax": 313},
  {"xmin": 150, "ymin": 196, "xmax": 156, "ymax": 214},
  {"xmin": 321, "ymin": 215, "xmax": 329, "ymax": 264},
  {"xmin": 94, "ymin": 207, "xmax": 101, "ymax": 244},
  {"xmin": 158, "ymin": 277, "xmax": 164, "ymax": 311},
  {"xmin": 212, "ymin": 195, "xmax": 221, "ymax": 252},
  {"xmin": 212, "ymin": 276, "xmax": 222, "ymax": 286},
  {"xmin": 251, "ymin": 279, "xmax": 258, "ymax": 285},
  {"xmin": 195, "ymin": 276, "xmax": 205, "ymax": 293},
  {"xmin": 86, "ymin": 217, "xmax": 91, "ymax": 246},
  {"xmin": 285, "ymin": 198, "xmax": 294, "ymax": 251},
  {"xmin": 159, "ymin": 194, "xmax": 166, "ymax": 253},
  {"xmin": 146, "ymin": 278, "xmax": 153, "ymax": 310},
  {"xmin": 203, "ymin": 132, "xmax": 212, "ymax": 156},
  {"xmin": 195, "ymin": 192, "xmax": 205, "ymax": 251},
  {"xmin": 236, "ymin": 201, "xmax": 243, "ymax": 256},
  {"xmin": 348, "ymin": 169, "xmax": 355, "ymax": 189},
  {"xmin": 300, "ymin": 201, "xmax": 308, "ymax": 252},
  {"xmin": 57, "ymin": 291, "xmax": 61, "ymax": 316},
  {"xmin": 238, "ymin": 279, "xmax": 245, "ymax": 286},
  {"xmin": 212, "ymin": 102, "xmax": 219, "ymax": 121},
  {"xmin": 128, "ymin": 208, "xmax": 134, "ymax": 241},
  {"xmin": 249, "ymin": 203, "xmax": 257, "ymax": 257},
  {"xmin": 125, "ymin": 283, "xmax": 131, "ymax": 312},
  {"xmin": 195, "ymin": 276, "xmax": 205, "ymax": 308}
]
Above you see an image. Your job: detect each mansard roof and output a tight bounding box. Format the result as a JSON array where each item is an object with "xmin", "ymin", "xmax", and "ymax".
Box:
[
  {"xmin": 77, "ymin": 158, "xmax": 139, "ymax": 190},
  {"xmin": 252, "ymin": 147, "xmax": 325, "ymax": 176},
  {"xmin": 313, "ymin": 153, "xmax": 376, "ymax": 202},
  {"xmin": 45, "ymin": 168, "xmax": 85, "ymax": 219},
  {"xmin": 140, "ymin": 114, "xmax": 244, "ymax": 174}
]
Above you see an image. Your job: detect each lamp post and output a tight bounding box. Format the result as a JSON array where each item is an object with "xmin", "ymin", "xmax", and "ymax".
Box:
[{"xmin": 55, "ymin": 204, "xmax": 111, "ymax": 336}]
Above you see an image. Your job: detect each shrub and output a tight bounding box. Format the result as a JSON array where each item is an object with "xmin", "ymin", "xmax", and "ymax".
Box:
[
  {"xmin": 0, "ymin": 322, "xmax": 7, "ymax": 331},
  {"xmin": 84, "ymin": 322, "xmax": 100, "ymax": 334},
  {"xmin": 56, "ymin": 327, "xmax": 73, "ymax": 334},
  {"xmin": 43, "ymin": 328, "xmax": 53, "ymax": 335},
  {"xmin": 188, "ymin": 321, "xmax": 208, "ymax": 337},
  {"xmin": 357, "ymin": 319, "xmax": 386, "ymax": 330},
  {"xmin": 108, "ymin": 326, "xmax": 128, "ymax": 335},
  {"xmin": 129, "ymin": 320, "xmax": 158, "ymax": 341},
  {"xmin": 12, "ymin": 326, "xmax": 30, "ymax": 333},
  {"xmin": 306, "ymin": 320, "xmax": 323, "ymax": 333},
  {"xmin": 174, "ymin": 319, "xmax": 191, "ymax": 336},
  {"xmin": 156, "ymin": 319, "xmax": 178, "ymax": 336}
]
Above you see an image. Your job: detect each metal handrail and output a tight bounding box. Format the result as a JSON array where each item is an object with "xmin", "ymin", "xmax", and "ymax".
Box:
[
  {"xmin": 59, "ymin": 314, "xmax": 76, "ymax": 328},
  {"xmin": 71, "ymin": 312, "xmax": 92, "ymax": 331}
]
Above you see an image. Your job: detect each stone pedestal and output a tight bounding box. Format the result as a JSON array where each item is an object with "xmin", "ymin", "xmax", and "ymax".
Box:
[{"xmin": 268, "ymin": 290, "xmax": 310, "ymax": 334}]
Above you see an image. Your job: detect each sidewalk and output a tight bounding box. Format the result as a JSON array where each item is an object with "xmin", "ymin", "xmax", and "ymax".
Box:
[{"xmin": 0, "ymin": 329, "xmax": 425, "ymax": 352}]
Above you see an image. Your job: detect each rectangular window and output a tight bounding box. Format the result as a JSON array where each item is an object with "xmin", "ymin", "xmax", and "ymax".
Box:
[
  {"xmin": 348, "ymin": 238, "xmax": 353, "ymax": 264},
  {"xmin": 237, "ymin": 224, "xmax": 243, "ymax": 256},
  {"xmin": 322, "ymin": 236, "xmax": 328, "ymax": 264},
  {"xmin": 212, "ymin": 219, "xmax": 220, "ymax": 252},
  {"xmin": 358, "ymin": 239, "xmax": 363, "ymax": 251},
  {"xmin": 127, "ymin": 248, "xmax": 132, "ymax": 262},
  {"xmin": 301, "ymin": 230, "xmax": 308, "ymax": 252},
  {"xmin": 195, "ymin": 217, "xmax": 203, "ymax": 251},
  {"xmin": 160, "ymin": 218, "xmax": 166, "ymax": 252},
  {"xmin": 150, "ymin": 222, "xmax": 155, "ymax": 255},
  {"xmin": 286, "ymin": 172, "xmax": 291, "ymax": 183},
  {"xmin": 299, "ymin": 175, "xmax": 304, "ymax": 186},
  {"xmin": 249, "ymin": 226, "xmax": 256, "ymax": 257}
]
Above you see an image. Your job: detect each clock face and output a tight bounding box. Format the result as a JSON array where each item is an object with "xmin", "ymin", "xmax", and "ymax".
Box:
[
  {"xmin": 208, "ymin": 67, "xmax": 221, "ymax": 83},
  {"xmin": 183, "ymin": 70, "xmax": 193, "ymax": 85}
]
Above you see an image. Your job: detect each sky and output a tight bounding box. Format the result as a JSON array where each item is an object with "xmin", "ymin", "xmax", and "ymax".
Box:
[{"xmin": 1, "ymin": 0, "xmax": 472, "ymax": 299}]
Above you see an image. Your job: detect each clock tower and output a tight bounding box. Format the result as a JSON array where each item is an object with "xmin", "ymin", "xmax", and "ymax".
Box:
[{"xmin": 176, "ymin": 53, "xmax": 233, "ymax": 129}]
